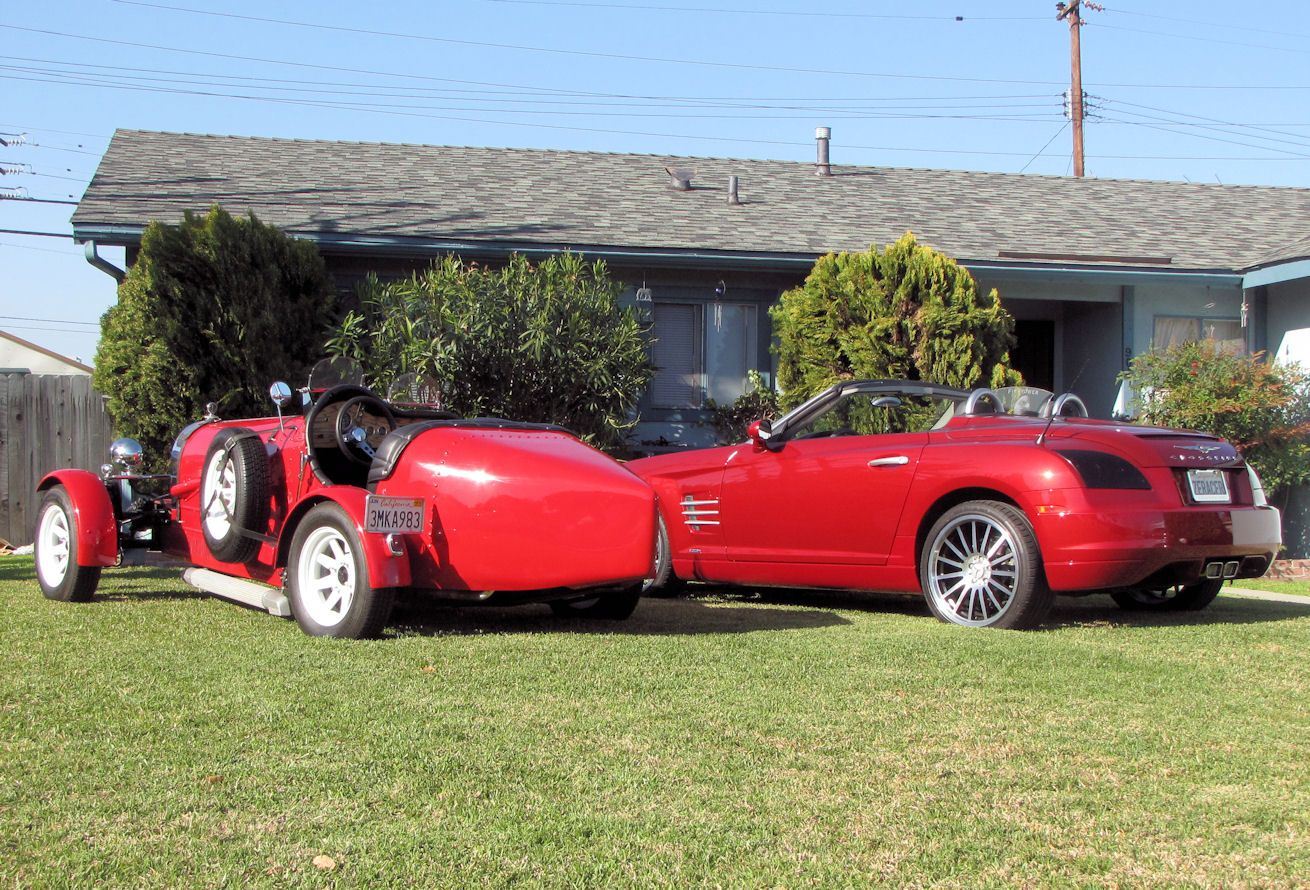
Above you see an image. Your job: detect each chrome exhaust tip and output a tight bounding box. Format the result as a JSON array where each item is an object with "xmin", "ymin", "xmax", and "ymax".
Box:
[
  {"xmin": 1205, "ymin": 562, "xmax": 1223, "ymax": 579},
  {"xmin": 1223, "ymin": 560, "xmax": 1240, "ymax": 579}
]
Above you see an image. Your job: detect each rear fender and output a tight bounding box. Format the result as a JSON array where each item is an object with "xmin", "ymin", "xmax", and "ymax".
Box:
[
  {"xmin": 277, "ymin": 488, "xmax": 412, "ymax": 589},
  {"xmin": 36, "ymin": 470, "xmax": 118, "ymax": 566}
]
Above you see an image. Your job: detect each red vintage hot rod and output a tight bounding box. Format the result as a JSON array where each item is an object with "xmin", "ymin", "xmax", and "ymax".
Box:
[{"xmin": 33, "ymin": 360, "xmax": 655, "ymax": 638}]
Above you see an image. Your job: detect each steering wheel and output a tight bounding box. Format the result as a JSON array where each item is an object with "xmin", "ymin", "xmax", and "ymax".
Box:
[{"xmin": 334, "ymin": 395, "xmax": 396, "ymax": 466}]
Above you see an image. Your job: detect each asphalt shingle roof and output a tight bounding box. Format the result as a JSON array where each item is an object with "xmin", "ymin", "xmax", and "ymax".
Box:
[{"xmin": 72, "ymin": 129, "xmax": 1310, "ymax": 272}]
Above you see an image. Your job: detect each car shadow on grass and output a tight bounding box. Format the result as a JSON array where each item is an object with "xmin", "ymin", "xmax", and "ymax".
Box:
[
  {"xmin": 687, "ymin": 583, "xmax": 1310, "ymax": 630},
  {"xmin": 388, "ymin": 594, "xmax": 851, "ymax": 638}
]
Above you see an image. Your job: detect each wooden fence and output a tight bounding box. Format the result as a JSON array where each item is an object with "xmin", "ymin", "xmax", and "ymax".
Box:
[{"xmin": 0, "ymin": 373, "xmax": 115, "ymax": 546}]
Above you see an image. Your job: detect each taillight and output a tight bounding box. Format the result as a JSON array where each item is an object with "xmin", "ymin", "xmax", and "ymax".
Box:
[{"xmin": 1055, "ymin": 449, "xmax": 1151, "ymax": 490}]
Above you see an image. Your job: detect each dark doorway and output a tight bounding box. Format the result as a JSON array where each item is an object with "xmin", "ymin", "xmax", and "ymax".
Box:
[{"xmin": 1010, "ymin": 320, "xmax": 1055, "ymax": 390}]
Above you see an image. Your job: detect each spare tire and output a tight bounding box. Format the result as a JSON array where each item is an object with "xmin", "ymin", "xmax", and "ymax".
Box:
[{"xmin": 200, "ymin": 428, "xmax": 270, "ymax": 563}]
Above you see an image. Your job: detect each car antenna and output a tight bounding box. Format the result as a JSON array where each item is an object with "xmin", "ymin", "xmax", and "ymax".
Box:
[{"xmin": 1036, "ymin": 410, "xmax": 1057, "ymax": 446}]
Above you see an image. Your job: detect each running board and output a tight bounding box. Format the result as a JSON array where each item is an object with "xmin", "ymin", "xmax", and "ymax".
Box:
[{"xmin": 181, "ymin": 567, "xmax": 291, "ymax": 618}]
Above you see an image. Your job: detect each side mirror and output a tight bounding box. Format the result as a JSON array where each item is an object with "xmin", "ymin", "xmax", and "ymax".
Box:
[
  {"xmin": 747, "ymin": 418, "xmax": 774, "ymax": 447},
  {"xmin": 269, "ymin": 381, "xmax": 293, "ymax": 432},
  {"xmin": 269, "ymin": 381, "xmax": 293, "ymax": 408}
]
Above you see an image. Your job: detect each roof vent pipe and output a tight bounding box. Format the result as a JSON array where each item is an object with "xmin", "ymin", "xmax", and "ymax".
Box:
[
  {"xmin": 728, "ymin": 175, "xmax": 741, "ymax": 205},
  {"xmin": 665, "ymin": 166, "xmax": 693, "ymax": 191},
  {"xmin": 815, "ymin": 126, "xmax": 832, "ymax": 177}
]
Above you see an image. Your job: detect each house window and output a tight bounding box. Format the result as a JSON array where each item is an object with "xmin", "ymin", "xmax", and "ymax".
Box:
[
  {"xmin": 1153, "ymin": 316, "xmax": 1244, "ymax": 354},
  {"xmin": 649, "ymin": 302, "xmax": 759, "ymax": 408}
]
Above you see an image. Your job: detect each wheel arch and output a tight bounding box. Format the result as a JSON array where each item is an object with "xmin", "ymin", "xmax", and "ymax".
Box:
[
  {"xmin": 914, "ymin": 487, "xmax": 1024, "ymax": 566},
  {"xmin": 276, "ymin": 489, "xmax": 412, "ymax": 589},
  {"xmin": 36, "ymin": 469, "xmax": 118, "ymax": 566}
]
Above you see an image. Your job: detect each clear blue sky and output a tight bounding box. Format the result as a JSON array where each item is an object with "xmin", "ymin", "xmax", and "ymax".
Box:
[{"xmin": 2, "ymin": 0, "xmax": 1308, "ymax": 363}]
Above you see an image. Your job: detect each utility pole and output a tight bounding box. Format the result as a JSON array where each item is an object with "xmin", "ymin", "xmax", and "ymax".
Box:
[{"xmin": 1056, "ymin": 1, "xmax": 1100, "ymax": 177}]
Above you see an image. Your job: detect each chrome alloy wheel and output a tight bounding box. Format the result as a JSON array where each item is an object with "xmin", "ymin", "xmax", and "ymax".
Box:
[
  {"xmin": 925, "ymin": 513, "xmax": 1021, "ymax": 627},
  {"xmin": 295, "ymin": 525, "xmax": 357, "ymax": 628},
  {"xmin": 35, "ymin": 501, "xmax": 71, "ymax": 588},
  {"xmin": 202, "ymin": 448, "xmax": 238, "ymax": 541}
]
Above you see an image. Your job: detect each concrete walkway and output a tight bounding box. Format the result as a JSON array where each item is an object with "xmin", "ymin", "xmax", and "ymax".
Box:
[{"xmin": 1222, "ymin": 589, "xmax": 1310, "ymax": 606}]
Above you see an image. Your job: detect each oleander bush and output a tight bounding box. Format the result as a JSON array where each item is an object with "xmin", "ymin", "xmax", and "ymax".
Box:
[
  {"xmin": 326, "ymin": 253, "xmax": 652, "ymax": 450},
  {"xmin": 1121, "ymin": 341, "xmax": 1310, "ymax": 497}
]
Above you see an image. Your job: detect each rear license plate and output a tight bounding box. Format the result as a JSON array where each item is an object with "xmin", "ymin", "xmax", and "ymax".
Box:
[
  {"xmin": 1187, "ymin": 469, "xmax": 1230, "ymax": 504},
  {"xmin": 364, "ymin": 496, "xmax": 426, "ymax": 534}
]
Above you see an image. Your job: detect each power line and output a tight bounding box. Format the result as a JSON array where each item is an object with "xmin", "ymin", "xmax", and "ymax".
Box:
[
  {"xmin": 1105, "ymin": 4, "xmax": 1310, "ymax": 41},
  {"xmin": 0, "ymin": 55, "xmax": 1062, "ymax": 112},
  {"xmin": 0, "ymin": 196, "xmax": 79, "ymax": 205},
  {"xmin": 20, "ymin": 11, "xmax": 1064, "ymax": 88},
  {"xmin": 0, "ymin": 322, "xmax": 94, "ymax": 334},
  {"xmin": 0, "ymin": 314, "xmax": 98, "ymax": 327},
  {"xmin": 1019, "ymin": 122, "xmax": 1070, "ymax": 173},
  {"xmin": 1092, "ymin": 20, "xmax": 1310, "ymax": 55},
  {"xmin": 0, "ymin": 122, "xmax": 108, "ymax": 140},
  {"xmin": 478, "ymin": 0, "xmax": 1043, "ymax": 20},
  {"xmin": 0, "ymin": 67, "xmax": 1065, "ymax": 120}
]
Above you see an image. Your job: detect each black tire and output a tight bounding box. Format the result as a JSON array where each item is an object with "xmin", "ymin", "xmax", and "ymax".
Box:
[
  {"xmin": 550, "ymin": 584, "xmax": 642, "ymax": 620},
  {"xmin": 199, "ymin": 428, "xmax": 270, "ymax": 563},
  {"xmin": 642, "ymin": 514, "xmax": 685, "ymax": 597},
  {"xmin": 919, "ymin": 500, "xmax": 1053, "ymax": 630},
  {"xmin": 33, "ymin": 486, "xmax": 101, "ymax": 602},
  {"xmin": 286, "ymin": 503, "xmax": 395, "ymax": 639},
  {"xmin": 1110, "ymin": 578, "xmax": 1224, "ymax": 612}
]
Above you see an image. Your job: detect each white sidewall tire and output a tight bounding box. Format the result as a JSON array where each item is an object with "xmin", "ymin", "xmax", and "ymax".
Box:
[
  {"xmin": 286, "ymin": 504, "xmax": 394, "ymax": 639},
  {"xmin": 33, "ymin": 486, "xmax": 101, "ymax": 602}
]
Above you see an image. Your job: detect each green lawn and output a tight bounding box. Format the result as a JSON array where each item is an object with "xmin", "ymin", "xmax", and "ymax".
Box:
[
  {"xmin": 2, "ymin": 556, "xmax": 1308, "ymax": 888},
  {"xmin": 1233, "ymin": 577, "xmax": 1310, "ymax": 597}
]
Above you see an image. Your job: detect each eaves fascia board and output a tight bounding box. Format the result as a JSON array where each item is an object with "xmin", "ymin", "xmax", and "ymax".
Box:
[
  {"xmin": 963, "ymin": 259, "xmax": 1242, "ymax": 287},
  {"xmin": 1241, "ymin": 258, "xmax": 1310, "ymax": 289},
  {"xmin": 71, "ymin": 224, "xmax": 1244, "ymax": 284}
]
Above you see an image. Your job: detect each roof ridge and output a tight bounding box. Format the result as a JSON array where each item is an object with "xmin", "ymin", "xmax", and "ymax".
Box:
[{"xmin": 108, "ymin": 129, "xmax": 1310, "ymax": 195}]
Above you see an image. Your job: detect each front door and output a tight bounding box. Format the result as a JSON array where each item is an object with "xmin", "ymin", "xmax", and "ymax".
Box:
[{"xmin": 719, "ymin": 431, "xmax": 928, "ymax": 565}]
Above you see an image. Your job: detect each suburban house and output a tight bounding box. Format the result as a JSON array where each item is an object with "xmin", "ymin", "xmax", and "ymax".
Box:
[
  {"xmin": 71, "ymin": 129, "xmax": 1310, "ymax": 449},
  {"xmin": 0, "ymin": 330, "xmax": 92, "ymax": 376}
]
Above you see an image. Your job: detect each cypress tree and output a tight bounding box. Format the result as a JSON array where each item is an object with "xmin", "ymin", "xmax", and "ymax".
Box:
[
  {"xmin": 771, "ymin": 232, "xmax": 1019, "ymax": 408},
  {"xmin": 94, "ymin": 206, "xmax": 337, "ymax": 466}
]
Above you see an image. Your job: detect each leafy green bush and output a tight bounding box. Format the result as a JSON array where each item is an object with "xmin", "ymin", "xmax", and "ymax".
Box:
[
  {"xmin": 704, "ymin": 370, "xmax": 780, "ymax": 444},
  {"xmin": 326, "ymin": 253, "xmax": 652, "ymax": 449},
  {"xmin": 771, "ymin": 232, "xmax": 1019, "ymax": 409},
  {"xmin": 93, "ymin": 206, "xmax": 337, "ymax": 467},
  {"xmin": 1121, "ymin": 342, "xmax": 1310, "ymax": 497}
]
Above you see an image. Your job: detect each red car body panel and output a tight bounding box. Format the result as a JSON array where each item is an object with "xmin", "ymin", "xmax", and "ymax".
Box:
[
  {"xmin": 158, "ymin": 414, "xmax": 654, "ymax": 593},
  {"xmin": 36, "ymin": 469, "xmax": 118, "ymax": 567},
  {"xmin": 375, "ymin": 427, "xmax": 656, "ymax": 591},
  {"xmin": 629, "ymin": 410, "xmax": 1280, "ymax": 596}
]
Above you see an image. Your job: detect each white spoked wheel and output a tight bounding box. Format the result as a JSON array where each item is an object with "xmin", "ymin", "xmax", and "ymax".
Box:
[
  {"xmin": 35, "ymin": 500, "xmax": 71, "ymax": 589},
  {"xmin": 919, "ymin": 500, "xmax": 1053, "ymax": 630},
  {"xmin": 926, "ymin": 513, "xmax": 1020, "ymax": 627},
  {"xmin": 202, "ymin": 448, "xmax": 238, "ymax": 543},
  {"xmin": 295, "ymin": 525, "xmax": 357, "ymax": 629}
]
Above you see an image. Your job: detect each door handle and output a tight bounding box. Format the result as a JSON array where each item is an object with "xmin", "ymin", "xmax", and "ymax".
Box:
[{"xmin": 868, "ymin": 456, "xmax": 910, "ymax": 467}]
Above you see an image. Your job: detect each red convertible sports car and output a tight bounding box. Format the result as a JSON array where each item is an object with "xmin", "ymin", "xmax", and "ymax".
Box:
[
  {"xmin": 631, "ymin": 381, "xmax": 1282, "ymax": 629},
  {"xmin": 32, "ymin": 360, "xmax": 655, "ymax": 638}
]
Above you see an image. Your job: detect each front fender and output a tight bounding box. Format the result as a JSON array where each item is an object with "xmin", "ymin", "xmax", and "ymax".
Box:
[
  {"xmin": 36, "ymin": 470, "xmax": 118, "ymax": 567},
  {"xmin": 278, "ymin": 488, "xmax": 412, "ymax": 589}
]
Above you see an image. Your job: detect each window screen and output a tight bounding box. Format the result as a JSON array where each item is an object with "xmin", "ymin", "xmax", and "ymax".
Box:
[{"xmin": 650, "ymin": 303, "xmax": 701, "ymax": 408}]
